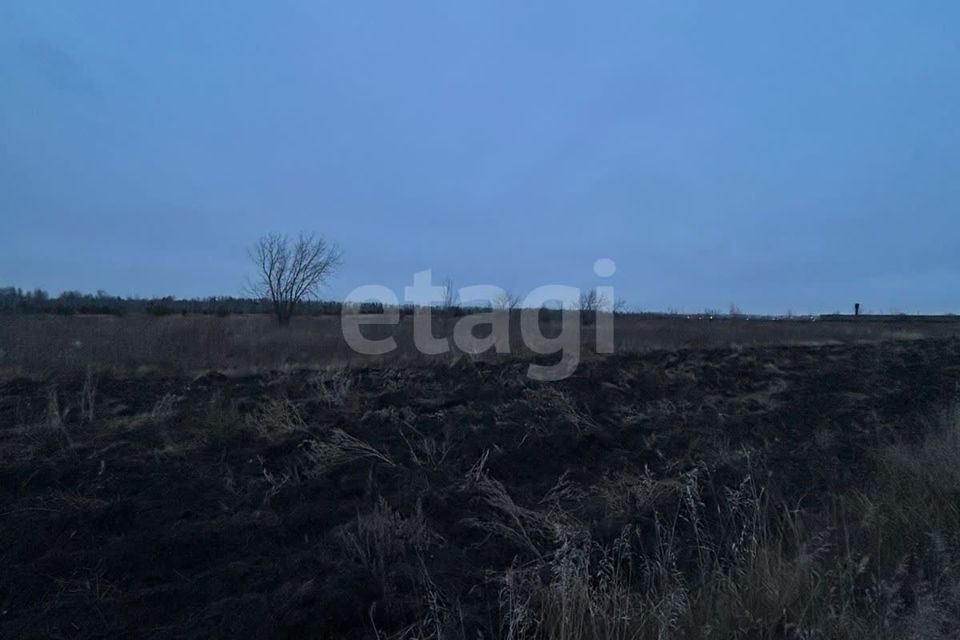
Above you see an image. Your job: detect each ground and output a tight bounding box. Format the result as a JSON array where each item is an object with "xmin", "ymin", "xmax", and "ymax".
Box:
[{"xmin": 2, "ymin": 337, "xmax": 960, "ymax": 638}]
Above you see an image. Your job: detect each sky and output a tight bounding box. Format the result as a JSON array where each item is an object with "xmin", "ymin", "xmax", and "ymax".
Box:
[{"xmin": 2, "ymin": 1, "xmax": 959, "ymax": 314}]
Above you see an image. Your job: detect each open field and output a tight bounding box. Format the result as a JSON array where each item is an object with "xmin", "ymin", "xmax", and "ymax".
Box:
[
  {"xmin": 2, "ymin": 313, "xmax": 958, "ymax": 374},
  {"xmin": 6, "ymin": 0, "xmax": 957, "ymax": 637},
  {"xmin": 3, "ymin": 331, "xmax": 960, "ymax": 638}
]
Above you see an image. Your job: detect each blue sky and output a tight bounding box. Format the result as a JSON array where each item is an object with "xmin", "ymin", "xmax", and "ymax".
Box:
[{"xmin": 2, "ymin": 1, "xmax": 958, "ymax": 314}]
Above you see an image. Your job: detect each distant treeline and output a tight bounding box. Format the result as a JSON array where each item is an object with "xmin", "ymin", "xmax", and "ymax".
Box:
[
  {"xmin": 0, "ymin": 287, "xmax": 504, "ymax": 318},
  {"xmin": 5, "ymin": 287, "xmax": 954, "ymax": 321},
  {"xmin": 0, "ymin": 287, "xmax": 678, "ymax": 319},
  {"xmin": 0, "ymin": 287, "xmax": 345, "ymax": 317}
]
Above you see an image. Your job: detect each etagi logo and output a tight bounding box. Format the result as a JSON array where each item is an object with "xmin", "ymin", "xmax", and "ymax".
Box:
[{"xmin": 340, "ymin": 260, "xmax": 617, "ymax": 381}]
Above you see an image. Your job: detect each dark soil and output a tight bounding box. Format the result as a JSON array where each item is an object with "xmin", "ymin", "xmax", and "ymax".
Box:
[{"xmin": 1, "ymin": 338, "xmax": 959, "ymax": 638}]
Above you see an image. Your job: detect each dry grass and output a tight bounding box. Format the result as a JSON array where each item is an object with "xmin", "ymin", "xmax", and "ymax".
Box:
[
  {"xmin": 483, "ymin": 413, "xmax": 960, "ymax": 640},
  {"xmin": 336, "ymin": 496, "xmax": 440, "ymax": 593},
  {"xmin": 248, "ymin": 395, "xmax": 310, "ymax": 437},
  {"xmin": 2, "ymin": 313, "xmax": 955, "ymax": 374},
  {"xmin": 300, "ymin": 429, "xmax": 395, "ymax": 477},
  {"xmin": 336, "ymin": 410, "xmax": 960, "ymax": 640},
  {"xmin": 308, "ymin": 367, "xmax": 354, "ymax": 406},
  {"xmin": 4, "ymin": 339, "xmax": 960, "ymax": 638},
  {"xmin": 228, "ymin": 368, "xmax": 960, "ymax": 638}
]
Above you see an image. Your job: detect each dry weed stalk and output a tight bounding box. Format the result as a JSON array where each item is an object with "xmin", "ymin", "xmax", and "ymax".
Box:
[
  {"xmin": 525, "ymin": 386, "xmax": 599, "ymax": 434},
  {"xmin": 336, "ymin": 496, "xmax": 439, "ymax": 594},
  {"xmin": 309, "ymin": 367, "xmax": 354, "ymax": 406},
  {"xmin": 44, "ymin": 384, "xmax": 74, "ymax": 448},
  {"xmin": 79, "ymin": 367, "xmax": 97, "ymax": 424},
  {"xmin": 301, "ymin": 428, "xmax": 395, "ymax": 477},
  {"xmin": 249, "ymin": 395, "xmax": 309, "ymax": 437},
  {"xmin": 399, "ymin": 425, "xmax": 452, "ymax": 469},
  {"xmin": 462, "ymin": 451, "xmax": 554, "ymax": 560},
  {"xmin": 131, "ymin": 393, "xmax": 182, "ymax": 454},
  {"xmin": 46, "ymin": 384, "xmax": 63, "ymax": 430},
  {"xmin": 258, "ymin": 455, "xmax": 292, "ymax": 505}
]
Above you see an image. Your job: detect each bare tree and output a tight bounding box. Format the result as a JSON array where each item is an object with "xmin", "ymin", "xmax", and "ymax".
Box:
[
  {"xmin": 576, "ymin": 288, "xmax": 612, "ymax": 326},
  {"xmin": 577, "ymin": 288, "xmax": 610, "ymax": 313},
  {"xmin": 492, "ymin": 290, "xmax": 522, "ymax": 310},
  {"xmin": 248, "ymin": 232, "xmax": 342, "ymax": 326}
]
